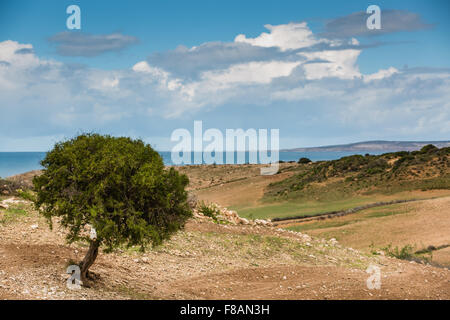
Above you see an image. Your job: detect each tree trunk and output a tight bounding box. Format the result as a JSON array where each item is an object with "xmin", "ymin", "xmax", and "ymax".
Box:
[{"xmin": 79, "ymin": 240, "xmax": 100, "ymax": 285}]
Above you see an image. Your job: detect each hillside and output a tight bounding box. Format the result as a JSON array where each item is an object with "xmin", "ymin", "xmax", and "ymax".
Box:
[{"xmin": 266, "ymin": 145, "xmax": 450, "ymax": 201}]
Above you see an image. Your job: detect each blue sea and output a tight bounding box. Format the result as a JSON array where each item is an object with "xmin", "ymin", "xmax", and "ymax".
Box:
[{"xmin": 0, "ymin": 150, "xmax": 388, "ymax": 178}]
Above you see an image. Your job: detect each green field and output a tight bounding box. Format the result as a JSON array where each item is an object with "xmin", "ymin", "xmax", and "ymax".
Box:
[
  {"xmin": 231, "ymin": 191, "xmax": 443, "ymax": 220},
  {"xmin": 231, "ymin": 197, "xmax": 376, "ymax": 220},
  {"xmin": 285, "ymin": 203, "xmax": 408, "ymax": 232}
]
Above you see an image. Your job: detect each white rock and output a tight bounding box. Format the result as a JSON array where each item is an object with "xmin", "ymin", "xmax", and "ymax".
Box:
[
  {"xmin": 239, "ymin": 218, "xmax": 249, "ymax": 225},
  {"xmin": 2, "ymin": 198, "xmax": 27, "ymax": 204},
  {"xmin": 329, "ymin": 238, "xmax": 338, "ymax": 245},
  {"xmin": 255, "ymin": 219, "xmax": 268, "ymax": 226}
]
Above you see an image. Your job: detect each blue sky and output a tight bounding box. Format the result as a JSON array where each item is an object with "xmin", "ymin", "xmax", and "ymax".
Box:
[{"xmin": 0, "ymin": 0, "xmax": 449, "ymax": 151}]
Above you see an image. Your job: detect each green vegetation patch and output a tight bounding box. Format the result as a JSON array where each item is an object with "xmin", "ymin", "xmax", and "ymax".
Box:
[
  {"xmin": 287, "ymin": 219, "xmax": 360, "ymax": 232},
  {"xmin": 0, "ymin": 206, "xmax": 29, "ymax": 224},
  {"xmin": 265, "ymin": 145, "xmax": 450, "ymax": 203},
  {"xmin": 381, "ymin": 244, "xmax": 432, "ymax": 263},
  {"xmin": 285, "ymin": 203, "xmax": 410, "ymax": 233},
  {"xmin": 234, "ymin": 196, "xmax": 390, "ymax": 220}
]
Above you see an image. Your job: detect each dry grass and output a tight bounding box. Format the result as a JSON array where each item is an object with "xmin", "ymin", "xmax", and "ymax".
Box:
[{"xmin": 286, "ymin": 197, "xmax": 450, "ymax": 267}]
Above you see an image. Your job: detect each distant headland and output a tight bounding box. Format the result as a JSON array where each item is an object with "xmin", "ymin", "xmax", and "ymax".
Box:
[{"xmin": 282, "ymin": 140, "xmax": 450, "ymax": 152}]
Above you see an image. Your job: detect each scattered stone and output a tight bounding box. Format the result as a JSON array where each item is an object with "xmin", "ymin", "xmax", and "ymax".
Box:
[
  {"xmin": 2, "ymin": 198, "xmax": 29, "ymax": 205},
  {"xmin": 239, "ymin": 218, "xmax": 249, "ymax": 225},
  {"xmin": 329, "ymin": 238, "xmax": 338, "ymax": 245},
  {"xmin": 187, "ymin": 192, "xmax": 198, "ymax": 209},
  {"xmin": 192, "ymin": 202, "xmax": 274, "ymax": 227}
]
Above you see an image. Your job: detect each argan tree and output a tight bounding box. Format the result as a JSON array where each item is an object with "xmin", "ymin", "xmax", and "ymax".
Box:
[{"xmin": 33, "ymin": 134, "xmax": 191, "ymax": 283}]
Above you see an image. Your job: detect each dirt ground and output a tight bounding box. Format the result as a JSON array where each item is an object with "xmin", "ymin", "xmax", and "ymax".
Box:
[
  {"xmin": 195, "ymin": 169, "xmax": 295, "ymax": 207},
  {"xmin": 292, "ymin": 196, "xmax": 450, "ymax": 267},
  {"xmin": 0, "ymin": 201, "xmax": 449, "ymax": 300}
]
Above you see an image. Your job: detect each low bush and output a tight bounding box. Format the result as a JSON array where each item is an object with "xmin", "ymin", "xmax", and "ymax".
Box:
[
  {"xmin": 198, "ymin": 201, "xmax": 220, "ymax": 222},
  {"xmin": 298, "ymin": 157, "xmax": 312, "ymax": 164},
  {"xmin": 381, "ymin": 243, "xmax": 432, "ymax": 263}
]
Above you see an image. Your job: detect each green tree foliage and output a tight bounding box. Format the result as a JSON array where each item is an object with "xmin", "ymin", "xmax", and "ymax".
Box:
[{"xmin": 33, "ymin": 134, "xmax": 191, "ymax": 283}]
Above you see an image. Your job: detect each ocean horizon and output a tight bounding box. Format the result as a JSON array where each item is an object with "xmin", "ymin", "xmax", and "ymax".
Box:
[{"xmin": 0, "ymin": 150, "xmax": 389, "ymax": 178}]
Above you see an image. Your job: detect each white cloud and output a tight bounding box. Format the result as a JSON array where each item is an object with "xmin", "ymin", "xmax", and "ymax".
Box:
[
  {"xmin": 300, "ymin": 49, "xmax": 361, "ymax": 80},
  {"xmin": 235, "ymin": 22, "xmax": 320, "ymax": 51},
  {"xmin": 133, "ymin": 61, "xmax": 167, "ymax": 77},
  {"xmin": 363, "ymin": 67, "xmax": 399, "ymax": 82},
  {"xmin": 200, "ymin": 60, "xmax": 301, "ymax": 85},
  {"xmin": 0, "ymin": 40, "xmax": 41, "ymax": 69},
  {"xmin": 0, "ymin": 21, "xmax": 449, "ymax": 150}
]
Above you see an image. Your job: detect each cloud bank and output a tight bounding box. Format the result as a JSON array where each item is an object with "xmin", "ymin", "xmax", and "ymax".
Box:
[
  {"xmin": 0, "ymin": 17, "xmax": 448, "ymax": 150},
  {"xmin": 48, "ymin": 32, "xmax": 138, "ymax": 57},
  {"xmin": 323, "ymin": 9, "xmax": 432, "ymax": 38}
]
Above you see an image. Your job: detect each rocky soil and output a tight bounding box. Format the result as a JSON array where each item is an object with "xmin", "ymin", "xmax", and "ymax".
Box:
[{"xmin": 0, "ymin": 197, "xmax": 449, "ymax": 300}]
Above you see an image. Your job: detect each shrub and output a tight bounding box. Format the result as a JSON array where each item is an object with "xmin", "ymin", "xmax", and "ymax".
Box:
[
  {"xmin": 17, "ymin": 189, "xmax": 36, "ymax": 202},
  {"xmin": 298, "ymin": 157, "xmax": 312, "ymax": 164},
  {"xmin": 420, "ymin": 144, "xmax": 438, "ymax": 154},
  {"xmin": 198, "ymin": 201, "xmax": 220, "ymax": 222},
  {"xmin": 0, "ymin": 179, "xmax": 24, "ymax": 196},
  {"xmin": 381, "ymin": 244, "xmax": 431, "ymax": 263},
  {"xmin": 33, "ymin": 134, "xmax": 191, "ymax": 283}
]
